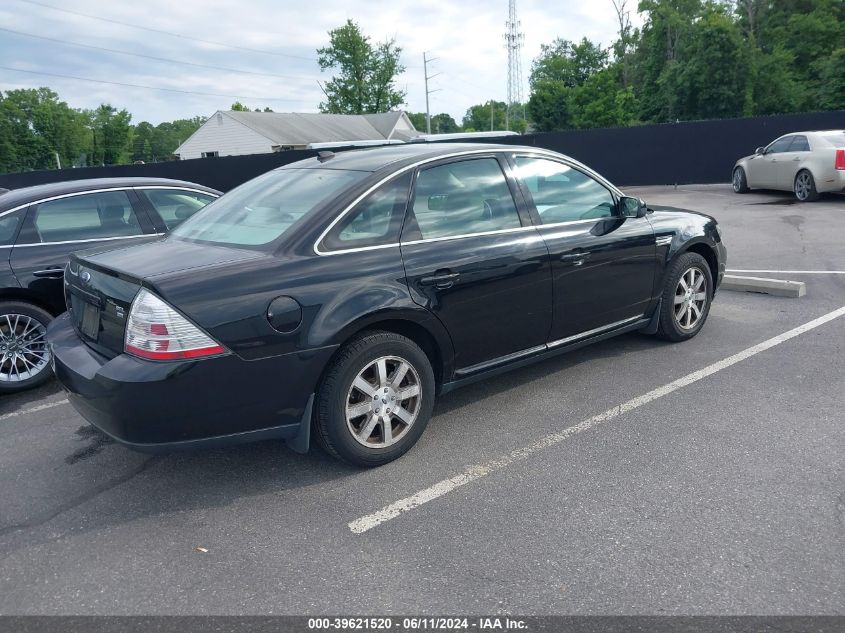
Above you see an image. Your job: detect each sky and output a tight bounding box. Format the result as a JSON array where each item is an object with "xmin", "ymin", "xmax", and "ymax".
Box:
[{"xmin": 0, "ymin": 0, "xmax": 642, "ymax": 126}]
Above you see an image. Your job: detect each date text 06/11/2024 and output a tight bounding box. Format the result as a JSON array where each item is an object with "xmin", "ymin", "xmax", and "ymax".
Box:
[{"xmin": 306, "ymin": 617, "xmax": 529, "ymax": 630}]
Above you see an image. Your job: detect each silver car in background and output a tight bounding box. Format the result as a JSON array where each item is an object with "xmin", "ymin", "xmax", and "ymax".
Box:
[{"xmin": 732, "ymin": 130, "xmax": 845, "ymax": 201}]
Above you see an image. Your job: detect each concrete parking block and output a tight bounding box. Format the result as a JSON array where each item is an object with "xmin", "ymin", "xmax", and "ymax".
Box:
[{"xmin": 722, "ymin": 274, "xmax": 806, "ymax": 297}]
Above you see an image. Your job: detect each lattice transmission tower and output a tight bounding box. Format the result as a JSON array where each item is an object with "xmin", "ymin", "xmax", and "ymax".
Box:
[{"xmin": 504, "ymin": 0, "xmax": 525, "ymax": 130}]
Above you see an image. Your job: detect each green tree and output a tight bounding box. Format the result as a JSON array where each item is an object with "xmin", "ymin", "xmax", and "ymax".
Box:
[
  {"xmin": 89, "ymin": 104, "xmax": 133, "ymax": 165},
  {"xmin": 406, "ymin": 112, "xmax": 427, "ymax": 130},
  {"xmin": 317, "ymin": 19, "xmax": 406, "ymax": 114},
  {"xmin": 571, "ymin": 66, "xmax": 638, "ymax": 128},
  {"xmin": 527, "ymin": 81, "xmax": 573, "ymax": 132},
  {"xmin": 230, "ymin": 101, "xmax": 249, "ymax": 111},
  {"xmin": 0, "ymin": 88, "xmax": 91, "ymax": 171},
  {"xmin": 530, "ymin": 38, "xmax": 608, "ymax": 88},
  {"xmin": 430, "ymin": 113, "xmax": 461, "ymax": 134},
  {"xmin": 462, "ymin": 101, "xmax": 508, "ymax": 131},
  {"xmin": 816, "ymin": 48, "xmax": 845, "ymax": 109}
]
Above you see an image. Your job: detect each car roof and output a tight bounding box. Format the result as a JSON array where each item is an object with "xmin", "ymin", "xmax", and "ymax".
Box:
[
  {"xmin": 0, "ymin": 177, "xmax": 220, "ymax": 212},
  {"xmin": 278, "ymin": 142, "xmax": 544, "ymax": 173}
]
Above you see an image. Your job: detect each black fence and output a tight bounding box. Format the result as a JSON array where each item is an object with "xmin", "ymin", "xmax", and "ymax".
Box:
[{"xmin": 1, "ymin": 110, "xmax": 843, "ymax": 192}]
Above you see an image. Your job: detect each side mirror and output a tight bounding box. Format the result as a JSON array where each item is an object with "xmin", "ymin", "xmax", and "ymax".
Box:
[
  {"xmin": 620, "ymin": 196, "xmax": 647, "ymax": 218},
  {"xmin": 755, "ymin": 146, "xmax": 766, "ymax": 155}
]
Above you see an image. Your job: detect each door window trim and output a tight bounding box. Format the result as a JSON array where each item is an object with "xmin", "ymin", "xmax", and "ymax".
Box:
[
  {"xmin": 401, "ymin": 153, "xmax": 527, "ymax": 244},
  {"xmin": 510, "ymin": 153, "xmax": 621, "ymax": 226},
  {"xmin": 312, "ymin": 147, "xmax": 623, "ymax": 256}
]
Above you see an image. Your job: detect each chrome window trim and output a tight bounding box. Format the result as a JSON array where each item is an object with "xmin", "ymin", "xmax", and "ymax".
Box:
[
  {"xmin": 132, "ymin": 186, "xmax": 219, "ymax": 197},
  {"xmin": 7, "ymin": 233, "xmax": 164, "ymax": 249},
  {"xmin": 313, "ymin": 147, "xmax": 622, "ymax": 256},
  {"xmin": 547, "ymin": 316, "xmax": 643, "ymax": 349},
  {"xmin": 0, "ymin": 186, "xmax": 139, "ymax": 219}
]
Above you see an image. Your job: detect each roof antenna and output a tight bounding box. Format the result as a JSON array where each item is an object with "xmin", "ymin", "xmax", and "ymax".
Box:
[{"xmin": 317, "ymin": 150, "xmax": 335, "ymax": 162}]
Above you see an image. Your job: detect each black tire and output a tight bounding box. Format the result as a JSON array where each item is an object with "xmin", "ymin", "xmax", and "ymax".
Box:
[
  {"xmin": 0, "ymin": 301, "xmax": 54, "ymax": 393},
  {"xmin": 655, "ymin": 253, "xmax": 713, "ymax": 342},
  {"xmin": 314, "ymin": 330, "xmax": 435, "ymax": 467},
  {"xmin": 732, "ymin": 166, "xmax": 749, "ymax": 193},
  {"xmin": 794, "ymin": 169, "xmax": 819, "ymax": 202}
]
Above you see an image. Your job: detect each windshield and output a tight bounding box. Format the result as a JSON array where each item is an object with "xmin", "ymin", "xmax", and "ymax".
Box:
[{"xmin": 170, "ymin": 168, "xmax": 366, "ymax": 247}]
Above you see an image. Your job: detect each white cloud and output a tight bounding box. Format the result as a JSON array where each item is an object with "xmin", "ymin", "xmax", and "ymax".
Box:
[{"xmin": 0, "ymin": 0, "xmax": 636, "ymax": 125}]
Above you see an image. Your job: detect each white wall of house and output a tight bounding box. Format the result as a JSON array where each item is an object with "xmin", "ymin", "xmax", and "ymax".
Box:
[{"xmin": 175, "ymin": 112, "xmax": 274, "ymax": 160}]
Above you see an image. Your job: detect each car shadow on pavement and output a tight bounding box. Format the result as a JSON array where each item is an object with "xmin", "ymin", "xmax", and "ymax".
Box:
[{"xmin": 0, "ymin": 331, "xmax": 666, "ymax": 554}]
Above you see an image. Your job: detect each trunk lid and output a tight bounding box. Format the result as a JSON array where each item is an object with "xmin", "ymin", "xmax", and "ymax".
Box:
[{"xmin": 65, "ymin": 238, "xmax": 266, "ymax": 357}]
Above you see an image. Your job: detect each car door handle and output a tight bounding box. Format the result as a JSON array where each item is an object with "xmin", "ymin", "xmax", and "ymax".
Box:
[
  {"xmin": 419, "ymin": 272, "xmax": 460, "ymax": 289},
  {"xmin": 792, "ymin": 156, "xmax": 800, "ymax": 161},
  {"xmin": 32, "ymin": 268, "xmax": 65, "ymax": 279},
  {"xmin": 560, "ymin": 252, "xmax": 590, "ymax": 266}
]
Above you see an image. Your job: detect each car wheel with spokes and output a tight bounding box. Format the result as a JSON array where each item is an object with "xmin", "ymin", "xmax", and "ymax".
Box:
[
  {"xmin": 655, "ymin": 252, "xmax": 713, "ymax": 342},
  {"xmin": 314, "ymin": 330, "xmax": 435, "ymax": 467},
  {"xmin": 794, "ymin": 170, "xmax": 819, "ymax": 202},
  {"xmin": 732, "ymin": 166, "xmax": 749, "ymax": 193},
  {"xmin": 0, "ymin": 301, "xmax": 54, "ymax": 393}
]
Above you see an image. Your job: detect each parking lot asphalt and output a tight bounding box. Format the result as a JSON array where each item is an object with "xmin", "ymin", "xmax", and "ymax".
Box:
[{"xmin": 0, "ymin": 185, "xmax": 843, "ymax": 615}]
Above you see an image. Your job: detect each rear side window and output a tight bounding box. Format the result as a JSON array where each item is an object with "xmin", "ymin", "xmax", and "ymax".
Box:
[
  {"xmin": 140, "ymin": 189, "xmax": 217, "ymax": 230},
  {"xmin": 789, "ymin": 136, "xmax": 810, "ymax": 152},
  {"xmin": 0, "ymin": 209, "xmax": 24, "ymax": 244},
  {"xmin": 406, "ymin": 158, "xmax": 521, "ymax": 241},
  {"xmin": 514, "ymin": 156, "xmax": 615, "ymax": 223},
  {"xmin": 29, "ymin": 191, "xmax": 143, "ymax": 244},
  {"xmin": 320, "ymin": 173, "xmax": 411, "ymax": 251}
]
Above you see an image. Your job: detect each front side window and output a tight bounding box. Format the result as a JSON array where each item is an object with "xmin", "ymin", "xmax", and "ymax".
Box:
[
  {"xmin": 140, "ymin": 189, "xmax": 217, "ymax": 230},
  {"xmin": 30, "ymin": 191, "xmax": 142, "ymax": 243},
  {"xmin": 514, "ymin": 156, "xmax": 615, "ymax": 223},
  {"xmin": 406, "ymin": 158, "xmax": 521, "ymax": 241},
  {"xmin": 320, "ymin": 173, "xmax": 411, "ymax": 251},
  {"xmin": 766, "ymin": 137, "xmax": 794, "ymax": 154},
  {"xmin": 171, "ymin": 168, "xmax": 366, "ymax": 248}
]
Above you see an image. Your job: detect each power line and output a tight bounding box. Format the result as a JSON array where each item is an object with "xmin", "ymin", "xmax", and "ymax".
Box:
[
  {"xmin": 0, "ymin": 66, "xmax": 310, "ymax": 102},
  {"xmin": 15, "ymin": 0, "xmax": 318, "ymax": 62},
  {"xmin": 0, "ymin": 27, "xmax": 315, "ymax": 81}
]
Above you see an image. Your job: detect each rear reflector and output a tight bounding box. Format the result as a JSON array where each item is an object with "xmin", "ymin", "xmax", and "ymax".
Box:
[
  {"xmin": 835, "ymin": 149, "xmax": 845, "ymax": 170},
  {"xmin": 125, "ymin": 288, "xmax": 226, "ymax": 361}
]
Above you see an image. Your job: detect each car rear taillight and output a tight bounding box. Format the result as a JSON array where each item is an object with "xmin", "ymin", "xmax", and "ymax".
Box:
[
  {"xmin": 125, "ymin": 288, "xmax": 226, "ymax": 360},
  {"xmin": 835, "ymin": 149, "xmax": 845, "ymax": 170}
]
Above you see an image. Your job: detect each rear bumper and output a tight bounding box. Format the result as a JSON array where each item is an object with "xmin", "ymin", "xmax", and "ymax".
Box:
[{"xmin": 47, "ymin": 313, "xmax": 335, "ymax": 452}]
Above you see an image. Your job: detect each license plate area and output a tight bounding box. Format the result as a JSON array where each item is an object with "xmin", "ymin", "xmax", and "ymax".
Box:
[
  {"xmin": 68, "ymin": 287, "xmax": 103, "ymax": 341},
  {"xmin": 80, "ymin": 302, "xmax": 100, "ymax": 339}
]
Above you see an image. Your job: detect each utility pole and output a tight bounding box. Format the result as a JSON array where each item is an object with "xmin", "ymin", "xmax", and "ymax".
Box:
[
  {"xmin": 423, "ymin": 52, "xmax": 441, "ymax": 135},
  {"xmin": 504, "ymin": 0, "xmax": 525, "ymax": 131}
]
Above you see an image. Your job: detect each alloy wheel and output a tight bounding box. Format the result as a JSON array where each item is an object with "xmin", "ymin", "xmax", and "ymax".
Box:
[
  {"xmin": 673, "ymin": 268, "xmax": 707, "ymax": 330},
  {"xmin": 795, "ymin": 172, "xmax": 811, "ymax": 201},
  {"xmin": 0, "ymin": 314, "xmax": 50, "ymax": 383},
  {"xmin": 732, "ymin": 169, "xmax": 742, "ymax": 192},
  {"xmin": 345, "ymin": 355, "xmax": 422, "ymax": 448}
]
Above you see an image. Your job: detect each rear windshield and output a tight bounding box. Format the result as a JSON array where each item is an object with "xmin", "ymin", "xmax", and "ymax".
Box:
[{"xmin": 170, "ymin": 168, "xmax": 366, "ymax": 247}]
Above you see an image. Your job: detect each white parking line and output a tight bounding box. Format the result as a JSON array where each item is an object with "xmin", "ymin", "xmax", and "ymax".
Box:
[
  {"xmin": 348, "ymin": 305, "xmax": 845, "ymax": 534},
  {"xmin": 0, "ymin": 398, "xmax": 69, "ymax": 421},
  {"xmin": 726, "ymin": 269, "xmax": 845, "ymax": 274}
]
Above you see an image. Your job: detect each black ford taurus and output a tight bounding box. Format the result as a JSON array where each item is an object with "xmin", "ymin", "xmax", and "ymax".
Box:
[{"xmin": 48, "ymin": 144, "xmax": 726, "ymax": 466}]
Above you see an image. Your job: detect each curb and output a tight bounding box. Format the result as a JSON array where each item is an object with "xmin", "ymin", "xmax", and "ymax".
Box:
[{"xmin": 721, "ymin": 275, "xmax": 806, "ymax": 298}]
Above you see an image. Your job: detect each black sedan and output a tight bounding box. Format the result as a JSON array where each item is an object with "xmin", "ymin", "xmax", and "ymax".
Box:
[
  {"xmin": 48, "ymin": 144, "xmax": 726, "ymax": 466},
  {"xmin": 0, "ymin": 177, "xmax": 220, "ymax": 393}
]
